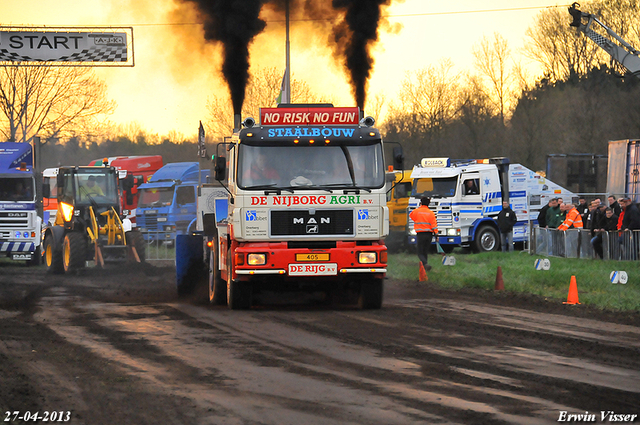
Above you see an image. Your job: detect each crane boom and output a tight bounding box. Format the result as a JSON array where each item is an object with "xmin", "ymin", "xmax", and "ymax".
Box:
[{"xmin": 569, "ymin": 2, "xmax": 640, "ymax": 78}]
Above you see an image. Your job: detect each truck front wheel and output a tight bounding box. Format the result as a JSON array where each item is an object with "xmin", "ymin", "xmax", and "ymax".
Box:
[
  {"xmin": 209, "ymin": 240, "xmax": 226, "ymax": 305},
  {"xmin": 473, "ymin": 226, "xmax": 499, "ymax": 253},
  {"xmin": 227, "ymin": 248, "xmax": 251, "ymax": 310},
  {"xmin": 358, "ymin": 277, "xmax": 383, "ymax": 309},
  {"xmin": 44, "ymin": 233, "xmax": 64, "ymax": 274}
]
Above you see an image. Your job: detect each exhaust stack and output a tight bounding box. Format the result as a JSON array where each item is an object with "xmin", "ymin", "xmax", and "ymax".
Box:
[{"xmin": 234, "ymin": 114, "xmax": 242, "ymax": 132}]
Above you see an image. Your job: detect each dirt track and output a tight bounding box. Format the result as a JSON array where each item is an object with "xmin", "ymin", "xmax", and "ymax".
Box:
[{"xmin": 1, "ymin": 262, "xmax": 639, "ymax": 425}]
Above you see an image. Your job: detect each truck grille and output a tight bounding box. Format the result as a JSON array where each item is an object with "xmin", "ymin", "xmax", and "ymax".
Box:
[
  {"xmin": 0, "ymin": 212, "xmax": 30, "ymax": 229},
  {"xmin": 270, "ymin": 209, "xmax": 353, "ymax": 237},
  {"xmin": 141, "ymin": 213, "xmax": 158, "ymax": 230}
]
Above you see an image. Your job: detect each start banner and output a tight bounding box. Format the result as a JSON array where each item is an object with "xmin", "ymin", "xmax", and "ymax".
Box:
[{"xmin": 0, "ymin": 28, "xmax": 132, "ymax": 65}]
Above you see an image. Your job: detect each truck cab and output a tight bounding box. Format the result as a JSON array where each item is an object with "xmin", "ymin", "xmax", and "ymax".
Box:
[
  {"xmin": 0, "ymin": 142, "xmax": 41, "ymax": 265},
  {"xmin": 135, "ymin": 162, "xmax": 209, "ymax": 245},
  {"xmin": 385, "ymin": 170, "xmax": 413, "ymax": 251},
  {"xmin": 408, "ymin": 158, "xmax": 504, "ymax": 252},
  {"xmin": 408, "ymin": 157, "xmax": 575, "ymax": 252},
  {"xmin": 88, "ymin": 155, "xmax": 164, "ymax": 226}
]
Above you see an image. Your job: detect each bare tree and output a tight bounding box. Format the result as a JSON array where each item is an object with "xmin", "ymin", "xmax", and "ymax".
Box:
[
  {"xmin": 524, "ymin": 6, "xmax": 600, "ymax": 81},
  {"xmin": 365, "ymin": 93, "xmax": 386, "ymax": 124},
  {"xmin": 207, "ymin": 67, "xmax": 328, "ymax": 140},
  {"xmin": 0, "ymin": 65, "xmax": 115, "ymax": 144},
  {"xmin": 397, "ymin": 59, "xmax": 459, "ymax": 137},
  {"xmin": 472, "ymin": 33, "xmax": 513, "ymax": 125}
]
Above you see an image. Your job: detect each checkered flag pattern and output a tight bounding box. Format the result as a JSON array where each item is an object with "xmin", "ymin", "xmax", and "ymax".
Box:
[{"xmin": 0, "ymin": 46, "xmax": 127, "ymax": 63}]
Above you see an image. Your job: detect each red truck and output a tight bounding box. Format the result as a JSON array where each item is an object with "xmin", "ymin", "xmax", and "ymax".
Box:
[{"xmin": 88, "ymin": 156, "xmax": 164, "ymax": 225}]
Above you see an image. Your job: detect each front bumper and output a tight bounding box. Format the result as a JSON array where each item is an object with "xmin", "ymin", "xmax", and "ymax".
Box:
[{"xmin": 232, "ymin": 241, "xmax": 387, "ymax": 281}]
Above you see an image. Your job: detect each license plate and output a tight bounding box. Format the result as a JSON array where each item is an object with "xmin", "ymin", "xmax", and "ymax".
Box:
[
  {"xmin": 289, "ymin": 263, "xmax": 338, "ymax": 276},
  {"xmin": 295, "ymin": 253, "xmax": 329, "ymax": 261}
]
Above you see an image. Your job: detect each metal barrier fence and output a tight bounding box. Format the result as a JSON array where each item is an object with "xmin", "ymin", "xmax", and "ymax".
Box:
[
  {"xmin": 140, "ymin": 230, "xmax": 176, "ymax": 262},
  {"xmin": 532, "ymin": 227, "xmax": 640, "ymax": 261}
]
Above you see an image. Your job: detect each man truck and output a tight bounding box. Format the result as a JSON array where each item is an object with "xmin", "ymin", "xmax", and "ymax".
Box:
[
  {"xmin": 407, "ymin": 157, "xmax": 575, "ymax": 252},
  {"xmin": 177, "ymin": 104, "xmax": 390, "ymax": 309},
  {"xmin": 0, "ymin": 142, "xmax": 41, "ymax": 265}
]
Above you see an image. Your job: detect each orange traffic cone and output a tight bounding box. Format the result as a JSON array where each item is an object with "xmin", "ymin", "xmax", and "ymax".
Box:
[
  {"xmin": 563, "ymin": 275, "xmax": 581, "ymax": 305},
  {"xmin": 494, "ymin": 266, "xmax": 504, "ymax": 291},
  {"xmin": 419, "ymin": 262, "xmax": 428, "ymax": 282}
]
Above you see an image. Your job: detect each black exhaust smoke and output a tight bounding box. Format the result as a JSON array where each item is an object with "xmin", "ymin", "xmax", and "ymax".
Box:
[
  {"xmin": 180, "ymin": 0, "xmax": 266, "ymax": 115},
  {"xmin": 331, "ymin": 0, "xmax": 391, "ymax": 110},
  {"xmin": 180, "ymin": 0, "xmax": 395, "ymax": 114}
]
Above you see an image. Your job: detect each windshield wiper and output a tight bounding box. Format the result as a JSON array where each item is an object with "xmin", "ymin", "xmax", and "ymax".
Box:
[
  {"xmin": 319, "ymin": 184, "xmax": 372, "ymax": 193},
  {"xmin": 242, "ymin": 184, "xmax": 294, "ymax": 194}
]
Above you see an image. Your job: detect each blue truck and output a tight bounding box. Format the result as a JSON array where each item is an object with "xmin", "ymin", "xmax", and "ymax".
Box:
[
  {"xmin": 135, "ymin": 162, "xmax": 209, "ymax": 245},
  {"xmin": 0, "ymin": 142, "xmax": 42, "ymax": 265}
]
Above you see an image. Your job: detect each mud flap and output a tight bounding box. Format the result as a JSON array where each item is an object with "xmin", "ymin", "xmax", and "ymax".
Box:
[{"xmin": 176, "ymin": 234, "xmax": 204, "ymax": 296}]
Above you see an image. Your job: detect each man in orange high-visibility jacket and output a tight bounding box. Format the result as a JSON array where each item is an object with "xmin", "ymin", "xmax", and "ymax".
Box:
[
  {"xmin": 409, "ymin": 196, "xmax": 438, "ymax": 271},
  {"xmin": 558, "ymin": 203, "xmax": 584, "ymax": 231}
]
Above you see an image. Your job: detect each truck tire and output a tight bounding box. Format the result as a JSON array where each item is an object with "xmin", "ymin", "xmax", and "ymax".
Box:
[
  {"xmin": 227, "ymin": 248, "xmax": 251, "ymax": 310},
  {"xmin": 209, "ymin": 238, "xmax": 226, "ymax": 305},
  {"xmin": 63, "ymin": 232, "xmax": 87, "ymax": 272},
  {"xmin": 358, "ymin": 277, "xmax": 383, "ymax": 310},
  {"xmin": 473, "ymin": 225, "xmax": 499, "ymax": 253},
  {"xmin": 44, "ymin": 234, "xmax": 64, "ymax": 274},
  {"xmin": 28, "ymin": 245, "xmax": 41, "ymax": 267},
  {"xmin": 126, "ymin": 230, "xmax": 146, "ymax": 263}
]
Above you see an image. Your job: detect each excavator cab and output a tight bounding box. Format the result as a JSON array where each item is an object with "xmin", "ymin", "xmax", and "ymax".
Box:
[{"xmin": 42, "ymin": 166, "xmax": 145, "ymax": 274}]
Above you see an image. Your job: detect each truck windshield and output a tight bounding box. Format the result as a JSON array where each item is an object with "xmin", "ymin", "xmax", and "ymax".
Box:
[
  {"xmin": 0, "ymin": 177, "xmax": 34, "ymax": 202},
  {"xmin": 412, "ymin": 177, "xmax": 458, "ymax": 198},
  {"xmin": 138, "ymin": 187, "xmax": 174, "ymax": 208},
  {"xmin": 237, "ymin": 144, "xmax": 384, "ymax": 190},
  {"xmin": 73, "ymin": 171, "xmax": 119, "ymax": 205}
]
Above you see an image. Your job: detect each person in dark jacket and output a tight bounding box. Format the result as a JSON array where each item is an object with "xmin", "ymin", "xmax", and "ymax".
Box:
[
  {"xmin": 577, "ymin": 197, "xmax": 589, "ymax": 219},
  {"xmin": 537, "ymin": 198, "xmax": 552, "ymax": 228},
  {"xmin": 591, "ymin": 207, "xmax": 618, "ymax": 259},
  {"xmin": 620, "ymin": 198, "xmax": 640, "ymax": 260},
  {"xmin": 497, "ymin": 201, "xmax": 518, "ymax": 252},
  {"xmin": 583, "ymin": 201, "xmax": 598, "ymax": 237},
  {"xmin": 608, "ymin": 195, "xmax": 622, "ymax": 217}
]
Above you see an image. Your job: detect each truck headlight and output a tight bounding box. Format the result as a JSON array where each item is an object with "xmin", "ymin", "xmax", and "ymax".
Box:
[
  {"xmin": 60, "ymin": 202, "xmax": 74, "ymax": 222},
  {"xmin": 247, "ymin": 253, "xmax": 266, "ymax": 266},
  {"xmin": 358, "ymin": 252, "xmax": 377, "ymax": 264},
  {"xmin": 447, "ymin": 228, "xmax": 460, "ymax": 236}
]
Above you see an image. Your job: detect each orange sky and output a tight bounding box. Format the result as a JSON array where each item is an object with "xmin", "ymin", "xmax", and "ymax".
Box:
[{"xmin": 2, "ymin": 0, "xmax": 561, "ymax": 138}]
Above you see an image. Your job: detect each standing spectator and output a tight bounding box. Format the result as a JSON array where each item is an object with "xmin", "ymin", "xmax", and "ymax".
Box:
[
  {"xmin": 583, "ymin": 201, "xmax": 599, "ymax": 237},
  {"xmin": 591, "ymin": 207, "xmax": 618, "ymax": 259},
  {"xmin": 619, "ymin": 198, "xmax": 640, "ymax": 260},
  {"xmin": 577, "ymin": 197, "xmax": 589, "ymax": 219},
  {"xmin": 537, "ymin": 198, "xmax": 552, "ymax": 228},
  {"xmin": 497, "ymin": 201, "xmax": 518, "ymax": 252},
  {"xmin": 558, "ymin": 203, "xmax": 584, "ymax": 230},
  {"xmin": 620, "ymin": 198, "xmax": 640, "ymax": 230},
  {"xmin": 608, "ymin": 195, "xmax": 622, "ymax": 217},
  {"xmin": 409, "ymin": 196, "xmax": 438, "ymax": 272},
  {"xmin": 546, "ymin": 198, "xmax": 563, "ymax": 229}
]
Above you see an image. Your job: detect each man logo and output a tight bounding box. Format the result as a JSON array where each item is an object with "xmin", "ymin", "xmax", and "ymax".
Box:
[
  {"xmin": 293, "ymin": 217, "xmax": 330, "ymax": 224},
  {"xmin": 306, "ymin": 225, "xmax": 318, "ymax": 234}
]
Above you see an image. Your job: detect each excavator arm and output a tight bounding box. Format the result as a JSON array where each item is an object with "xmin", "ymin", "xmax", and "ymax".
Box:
[{"xmin": 569, "ymin": 2, "xmax": 640, "ymax": 79}]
